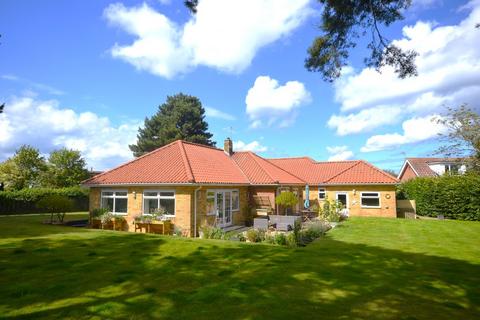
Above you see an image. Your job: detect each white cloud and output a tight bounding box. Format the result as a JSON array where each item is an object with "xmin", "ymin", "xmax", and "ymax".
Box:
[
  {"xmin": 361, "ymin": 114, "xmax": 447, "ymax": 152},
  {"xmin": 104, "ymin": 0, "xmax": 312, "ymax": 78},
  {"xmin": 334, "ymin": 5, "xmax": 480, "ymax": 113},
  {"xmin": 326, "ymin": 2, "xmax": 480, "ymax": 150},
  {"xmin": 326, "ymin": 146, "xmax": 354, "ymax": 161},
  {"xmin": 204, "ymin": 107, "xmax": 235, "ymax": 120},
  {"xmin": 0, "ymin": 96, "xmax": 141, "ymax": 170},
  {"xmin": 245, "ymin": 75, "xmax": 311, "ymax": 128},
  {"xmin": 327, "ymin": 106, "xmax": 403, "ymax": 136},
  {"xmin": 233, "ymin": 140, "xmax": 268, "ymax": 152}
]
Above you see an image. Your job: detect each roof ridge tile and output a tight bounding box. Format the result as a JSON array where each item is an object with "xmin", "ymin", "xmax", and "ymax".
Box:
[{"xmin": 178, "ymin": 141, "xmax": 195, "ymax": 182}]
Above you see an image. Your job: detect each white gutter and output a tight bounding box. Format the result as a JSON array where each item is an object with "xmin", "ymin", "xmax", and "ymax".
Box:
[{"xmin": 194, "ymin": 186, "xmax": 202, "ymax": 238}]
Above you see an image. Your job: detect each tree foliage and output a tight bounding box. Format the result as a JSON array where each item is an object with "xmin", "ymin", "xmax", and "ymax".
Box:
[
  {"xmin": 184, "ymin": 0, "xmax": 418, "ymax": 82},
  {"xmin": 129, "ymin": 93, "xmax": 215, "ymax": 157},
  {"xmin": 44, "ymin": 148, "xmax": 89, "ymax": 188},
  {"xmin": 0, "ymin": 145, "xmax": 46, "ymax": 190},
  {"xmin": 434, "ymin": 105, "xmax": 480, "ymax": 172},
  {"xmin": 306, "ymin": 0, "xmax": 417, "ymax": 81}
]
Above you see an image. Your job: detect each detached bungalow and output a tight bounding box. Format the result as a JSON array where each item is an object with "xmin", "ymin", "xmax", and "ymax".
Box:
[{"xmin": 82, "ymin": 139, "xmax": 398, "ymax": 236}]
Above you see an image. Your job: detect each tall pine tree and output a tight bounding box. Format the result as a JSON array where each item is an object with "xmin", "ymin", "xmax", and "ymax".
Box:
[{"xmin": 129, "ymin": 93, "xmax": 215, "ymax": 157}]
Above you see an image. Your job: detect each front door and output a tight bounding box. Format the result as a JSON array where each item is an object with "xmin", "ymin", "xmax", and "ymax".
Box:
[
  {"xmin": 336, "ymin": 192, "xmax": 348, "ymax": 209},
  {"xmin": 216, "ymin": 191, "xmax": 232, "ymax": 227}
]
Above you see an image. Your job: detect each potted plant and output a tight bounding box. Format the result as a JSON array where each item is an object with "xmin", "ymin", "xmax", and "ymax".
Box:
[
  {"xmin": 113, "ymin": 215, "xmax": 127, "ymax": 231},
  {"xmin": 101, "ymin": 212, "xmax": 114, "ymax": 230},
  {"xmin": 275, "ymin": 191, "xmax": 299, "ymax": 215},
  {"xmin": 90, "ymin": 208, "xmax": 109, "ymax": 229}
]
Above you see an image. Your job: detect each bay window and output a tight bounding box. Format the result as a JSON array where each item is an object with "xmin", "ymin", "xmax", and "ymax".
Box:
[{"xmin": 101, "ymin": 190, "xmax": 128, "ymax": 215}]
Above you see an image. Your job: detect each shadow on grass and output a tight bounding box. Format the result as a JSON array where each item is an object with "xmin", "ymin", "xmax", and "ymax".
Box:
[{"xmin": 0, "ymin": 232, "xmax": 479, "ymax": 319}]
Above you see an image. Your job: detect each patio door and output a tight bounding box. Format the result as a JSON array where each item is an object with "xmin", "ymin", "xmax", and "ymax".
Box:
[{"xmin": 216, "ymin": 191, "xmax": 232, "ymax": 227}]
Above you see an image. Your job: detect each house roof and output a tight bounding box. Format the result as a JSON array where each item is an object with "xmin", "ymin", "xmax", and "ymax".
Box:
[
  {"xmin": 82, "ymin": 140, "xmax": 250, "ymax": 185},
  {"xmin": 398, "ymin": 157, "xmax": 465, "ymax": 179},
  {"xmin": 231, "ymin": 152, "xmax": 305, "ymax": 185},
  {"xmin": 269, "ymin": 158, "xmax": 398, "ymax": 185},
  {"xmin": 83, "ymin": 140, "xmax": 398, "ymax": 186}
]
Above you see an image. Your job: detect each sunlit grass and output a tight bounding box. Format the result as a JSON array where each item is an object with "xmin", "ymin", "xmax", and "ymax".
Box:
[{"xmin": 0, "ymin": 215, "xmax": 479, "ymax": 319}]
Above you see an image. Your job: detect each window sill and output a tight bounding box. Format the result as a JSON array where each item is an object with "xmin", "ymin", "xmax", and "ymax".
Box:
[{"xmin": 361, "ymin": 206, "xmax": 381, "ymax": 209}]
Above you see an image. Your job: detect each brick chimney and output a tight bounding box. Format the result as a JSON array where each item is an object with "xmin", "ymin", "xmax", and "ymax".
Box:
[{"xmin": 224, "ymin": 137, "xmax": 233, "ymax": 156}]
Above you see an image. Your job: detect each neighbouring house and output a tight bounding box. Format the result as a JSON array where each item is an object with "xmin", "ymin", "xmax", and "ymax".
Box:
[
  {"xmin": 397, "ymin": 157, "xmax": 467, "ymax": 182},
  {"xmin": 82, "ymin": 138, "xmax": 398, "ymax": 236}
]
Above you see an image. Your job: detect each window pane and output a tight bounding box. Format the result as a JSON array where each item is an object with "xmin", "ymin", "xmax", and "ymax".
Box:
[
  {"xmin": 337, "ymin": 194, "xmax": 347, "ymax": 207},
  {"xmin": 115, "ymin": 191, "xmax": 128, "ymax": 197},
  {"xmin": 319, "ymin": 188, "xmax": 326, "ymax": 199},
  {"xmin": 102, "ymin": 197, "xmax": 114, "ymax": 211},
  {"xmin": 232, "ymin": 191, "xmax": 239, "ymax": 210},
  {"xmin": 361, "ymin": 197, "xmax": 379, "ymax": 207},
  {"xmin": 207, "ymin": 194, "xmax": 215, "ymax": 215},
  {"xmin": 207, "ymin": 191, "xmax": 215, "ymax": 198},
  {"xmin": 160, "ymin": 198, "xmax": 175, "ymax": 215},
  {"xmin": 115, "ymin": 198, "xmax": 128, "ymax": 213},
  {"xmin": 144, "ymin": 192, "xmax": 158, "ymax": 197},
  {"xmin": 102, "ymin": 191, "xmax": 114, "ymax": 197},
  {"xmin": 160, "ymin": 191, "xmax": 174, "ymax": 197},
  {"xmin": 362, "ymin": 192, "xmax": 379, "ymax": 197},
  {"xmin": 144, "ymin": 198, "xmax": 158, "ymax": 214}
]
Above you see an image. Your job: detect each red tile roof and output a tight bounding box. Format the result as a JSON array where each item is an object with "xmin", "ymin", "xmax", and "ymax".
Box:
[
  {"xmin": 269, "ymin": 158, "xmax": 397, "ymax": 185},
  {"xmin": 83, "ymin": 140, "xmax": 249, "ymax": 185},
  {"xmin": 231, "ymin": 152, "xmax": 304, "ymax": 185},
  {"xmin": 83, "ymin": 140, "xmax": 398, "ymax": 186}
]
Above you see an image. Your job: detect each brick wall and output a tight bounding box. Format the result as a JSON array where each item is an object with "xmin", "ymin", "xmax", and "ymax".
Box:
[
  {"xmin": 399, "ymin": 164, "xmax": 417, "ymax": 182},
  {"xmin": 303, "ymin": 185, "xmax": 397, "ymax": 218},
  {"xmin": 89, "ymin": 185, "xmax": 249, "ymax": 236}
]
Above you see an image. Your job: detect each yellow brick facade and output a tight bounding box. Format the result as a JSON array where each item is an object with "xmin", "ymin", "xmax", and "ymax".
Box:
[
  {"xmin": 89, "ymin": 185, "xmax": 248, "ymax": 237},
  {"xmin": 303, "ymin": 185, "xmax": 397, "ymax": 218}
]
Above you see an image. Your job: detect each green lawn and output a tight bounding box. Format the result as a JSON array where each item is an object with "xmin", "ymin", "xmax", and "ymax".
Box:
[{"xmin": 0, "ymin": 215, "xmax": 479, "ymax": 319}]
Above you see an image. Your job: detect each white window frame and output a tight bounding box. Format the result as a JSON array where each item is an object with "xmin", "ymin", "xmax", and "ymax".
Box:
[
  {"xmin": 318, "ymin": 187, "xmax": 326, "ymax": 200},
  {"xmin": 142, "ymin": 190, "xmax": 176, "ymax": 217},
  {"xmin": 101, "ymin": 189, "xmax": 128, "ymax": 215},
  {"xmin": 206, "ymin": 189, "xmax": 240, "ymax": 216},
  {"xmin": 360, "ymin": 192, "xmax": 381, "ymax": 209}
]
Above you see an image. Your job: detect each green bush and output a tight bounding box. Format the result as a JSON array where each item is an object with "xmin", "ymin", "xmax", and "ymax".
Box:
[
  {"xmin": 273, "ymin": 233, "xmax": 287, "ymax": 245},
  {"xmin": 0, "ymin": 186, "xmax": 88, "ymax": 214},
  {"xmin": 318, "ymin": 199, "xmax": 343, "ymax": 222},
  {"xmin": 246, "ymin": 229, "xmax": 265, "ymax": 242},
  {"xmin": 286, "ymin": 232, "xmax": 297, "ymax": 247},
  {"xmin": 91, "ymin": 208, "xmax": 109, "ymax": 218},
  {"xmin": 398, "ymin": 173, "xmax": 480, "ymax": 220},
  {"xmin": 298, "ymin": 220, "xmax": 330, "ymax": 246},
  {"xmin": 200, "ymin": 225, "xmax": 226, "ymax": 240},
  {"xmin": 36, "ymin": 194, "xmax": 74, "ymax": 223}
]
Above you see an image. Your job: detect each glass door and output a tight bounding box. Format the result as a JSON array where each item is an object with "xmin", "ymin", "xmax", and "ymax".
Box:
[{"xmin": 216, "ymin": 191, "xmax": 233, "ymax": 227}]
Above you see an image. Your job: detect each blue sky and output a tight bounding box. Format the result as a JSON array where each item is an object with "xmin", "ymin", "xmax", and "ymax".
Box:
[{"xmin": 1, "ymin": 0, "xmax": 479, "ymax": 172}]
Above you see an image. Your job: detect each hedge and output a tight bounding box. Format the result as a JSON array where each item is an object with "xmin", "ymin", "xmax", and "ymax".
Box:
[
  {"xmin": 397, "ymin": 173, "xmax": 480, "ymax": 220},
  {"xmin": 0, "ymin": 187, "xmax": 89, "ymax": 215}
]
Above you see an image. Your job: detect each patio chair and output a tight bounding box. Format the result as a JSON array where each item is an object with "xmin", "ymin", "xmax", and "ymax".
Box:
[{"xmin": 253, "ymin": 218, "xmax": 269, "ymax": 230}]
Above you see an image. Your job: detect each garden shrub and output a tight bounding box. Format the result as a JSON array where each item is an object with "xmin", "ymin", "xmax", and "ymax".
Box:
[
  {"xmin": 200, "ymin": 225, "xmax": 226, "ymax": 240},
  {"xmin": 273, "ymin": 232, "xmax": 287, "ymax": 246},
  {"xmin": 318, "ymin": 199, "xmax": 343, "ymax": 222},
  {"xmin": 0, "ymin": 186, "xmax": 88, "ymax": 214},
  {"xmin": 286, "ymin": 232, "xmax": 297, "ymax": 247},
  {"xmin": 246, "ymin": 229, "xmax": 265, "ymax": 242},
  {"xmin": 36, "ymin": 194, "xmax": 74, "ymax": 223},
  {"xmin": 275, "ymin": 191, "xmax": 298, "ymax": 215},
  {"xmin": 398, "ymin": 173, "xmax": 480, "ymax": 220}
]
